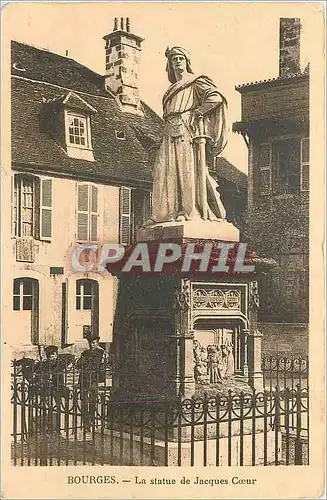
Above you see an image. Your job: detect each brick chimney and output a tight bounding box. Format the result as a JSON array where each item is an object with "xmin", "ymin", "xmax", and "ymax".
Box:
[
  {"xmin": 103, "ymin": 18, "xmax": 144, "ymax": 115},
  {"xmin": 279, "ymin": 18, "xmax": 301, "ymax": 77}
]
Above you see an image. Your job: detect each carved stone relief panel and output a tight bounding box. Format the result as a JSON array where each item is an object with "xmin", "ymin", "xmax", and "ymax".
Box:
[{"xmin": 192, "ymin": 287, "xmax": 241, "ymax": 310}]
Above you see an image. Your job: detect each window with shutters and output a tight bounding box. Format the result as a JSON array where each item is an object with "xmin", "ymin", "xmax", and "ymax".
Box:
[
  {"xmin": 119, "ymin": 187, "xmax": 131, "ymax": 245},
  {"xmin": 76, "ymin": 183, "xmax": 98, "ymax": 242},
  {"xmin": 12, "ymin": 174, "xmax": 52, "ymax": 240},
  {"xmin": 301, "ymin": 137, "xmax": 309, "ymax": 191}
]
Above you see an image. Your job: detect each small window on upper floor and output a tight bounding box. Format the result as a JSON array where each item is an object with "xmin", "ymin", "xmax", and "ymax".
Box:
[
  {"xmin": 42, "ymin": 91, "xmax": 96, "ymax": 161},
  {"xmin": 65, "ymin": 111, "xmax": 94, "ymax": 161},
  {"xmin": 67, "ymin": 114, "xmax": 89, "ymax": 148},
  {"xmin": 63, "ymin": 92, "xmax": 96, "ymax": 161}
]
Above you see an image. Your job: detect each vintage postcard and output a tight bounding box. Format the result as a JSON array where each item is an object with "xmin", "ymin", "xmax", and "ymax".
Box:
[{"xmin": 1, "ymin": 1, "xmax": 325, "ymax": 499}]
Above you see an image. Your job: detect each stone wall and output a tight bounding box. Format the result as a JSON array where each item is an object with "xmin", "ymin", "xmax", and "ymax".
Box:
[
  {"xmin": 279, "ymin": 18, "xmax": 301, "ymax": 77},
  {"xmin": 259, "ymin": 322, "xmax": 308, "ymax": 357}
]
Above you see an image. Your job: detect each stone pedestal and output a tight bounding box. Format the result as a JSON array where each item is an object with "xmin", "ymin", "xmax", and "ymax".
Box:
[{"xmin": 110, "ymin": 250, "xmax": 267, "ymax": 401}]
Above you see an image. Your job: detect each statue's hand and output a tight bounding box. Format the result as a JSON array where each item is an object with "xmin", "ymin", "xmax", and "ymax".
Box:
[{"xmin": 211, "ymin": 142, "xmax": 222, "ymax": 157}]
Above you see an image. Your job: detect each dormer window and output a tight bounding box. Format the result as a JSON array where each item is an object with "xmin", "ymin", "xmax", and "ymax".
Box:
[
  {"xmin": 42, "ymin": 91, "xmax": 96, "ymax": 162},
  {"xmin": 64, "ymin": 109, "xmax": 94, "ymax": 161}
]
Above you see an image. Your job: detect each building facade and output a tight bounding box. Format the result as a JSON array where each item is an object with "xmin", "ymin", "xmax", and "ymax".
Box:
[
  {"xmin": 233, "ymin": 18, "xmax": 309, "ymax": 331},
  {"xmin": 6, "ymin": 18, "xmax": 247, "ymax": 358},
  {"xmin": 8, "ymin": 20, "xmax": 164, "ymax": 358}
]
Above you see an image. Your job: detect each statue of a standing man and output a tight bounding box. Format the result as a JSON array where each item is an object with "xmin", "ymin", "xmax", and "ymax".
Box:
[{"xmin": 145, "ymin": 46, "xmax": 228, "ymax": 226}]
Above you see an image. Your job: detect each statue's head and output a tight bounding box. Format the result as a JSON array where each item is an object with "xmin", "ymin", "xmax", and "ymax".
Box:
[{"xmin": 165, "ymin": 46, "xmax": 193, "ymax": 83}]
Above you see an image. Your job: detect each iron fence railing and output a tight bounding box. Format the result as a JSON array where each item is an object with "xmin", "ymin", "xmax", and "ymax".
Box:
[
  {"xmin": 11, "ymin": 355, "xmax": 309, "ymax": 467},
  {"xmin": 262, "ymin": 355, "xmax": 309, "ymax": 391}
]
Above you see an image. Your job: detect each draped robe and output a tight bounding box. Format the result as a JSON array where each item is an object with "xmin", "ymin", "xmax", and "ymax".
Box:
[{"xmin": 151, "ymin": 74, "xmax": 228, "ymax": 223}]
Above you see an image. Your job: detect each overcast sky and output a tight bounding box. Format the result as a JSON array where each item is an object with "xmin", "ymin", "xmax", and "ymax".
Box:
[{"xmin": 4, "ymin": 2, "xmax": 313, "ymax": 173}]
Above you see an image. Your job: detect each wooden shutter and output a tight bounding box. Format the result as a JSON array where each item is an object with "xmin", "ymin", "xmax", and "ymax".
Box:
[
  {"xmin": 258, "ymin": 143, "xmax": 271, "ymax": 196},
  {"xmin": 119, "ymin": 186, "xmax": 131, "ymax": 245},
  {"xmin": 77, "ymin": 183, "xmax": 89, "ymax": 241},
  {"xmin": 40, "ymin": 178, "xmax": 52, "ymax": 240},
  {"xmin": 90, "ymin": 185, "xmax": 98, "ymax": 242},
  {"xmin": 301, "ymin": 137, "xmax": 309, "ymax": 191}
]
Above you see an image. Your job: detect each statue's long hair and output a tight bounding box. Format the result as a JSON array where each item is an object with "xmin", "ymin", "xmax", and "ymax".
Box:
[{"xmin": 165, "ymin": 46, "xmax": 194, "ymax": 84}]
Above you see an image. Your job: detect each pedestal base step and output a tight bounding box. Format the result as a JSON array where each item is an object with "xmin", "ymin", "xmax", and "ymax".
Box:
[
  {"xmin": 137, "ymin": 219, "xmax": 239, "ymax": 242},
  {"xmin": 94, "ymin": 429, "xmax": 280, "ymax": 466}
]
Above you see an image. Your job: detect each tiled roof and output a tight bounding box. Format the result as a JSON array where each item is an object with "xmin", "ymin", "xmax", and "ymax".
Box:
[
  {"xmin": 235, "ymin": 67, "xmax": 309, "ymax": 93},
  {"xmin": 11, "ymin": 40, "xmax": 109, "ymax": 97},
  {"xmin": 215, "ymin": 157, "xmax": 247, "ymax": 190},
  {"xmin": 11, "ymin": 40, "xmax": 246, "ymax": 190},
  {"xmin": 11, "ymin": 41, "xmax": 164, "ymax": 186}
]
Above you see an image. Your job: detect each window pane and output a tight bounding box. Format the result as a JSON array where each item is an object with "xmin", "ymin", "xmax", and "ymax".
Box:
[
  {"xmin": 76, "ymin": 296, "xmax": 81, "ymax": 310},
  {"xmin": 83, "ymin": 280, "xmax": 93, "ymax": 295},
  {"xmin": 13, "ymin": 296, "xmax": 20, "ymax": 311},
  {"xmin": 22, "ymin": 177, "xmax": 34, "ymax": 191},
  {"xmin": 23, "ymin": 296, "xmax": 33, "ymax": 310},
  {"xmin": 75, "ymin": 137, "xmax": 80, "ymax": 145},
  {"xmin": 76, "ymin": 281, "xmax": 82, "ymax": 295},
  {"xmin": 83, "ymin": 296, "xmax": 92, "ymax": 310},
  {"xmin": 23, "ymin": 279, "xmax": 33, "ymax": 295},
  {"xmin": 22, "ymin": 222, "xmax": 33, "ymax": 237},
  {"xmin": 13, "ymin": 279, "xmax": 20, "ymax": 295},
  {"xmin": 80, "ymin": 137, "xmax": 85, "ymax": 146},
  {"xmin": 23, "ymin": 193, "xmax": 33, "ymax": 208},
  {"xmin": 22, "ymin": 207, "xmax": 33, "ymax": 223}
]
